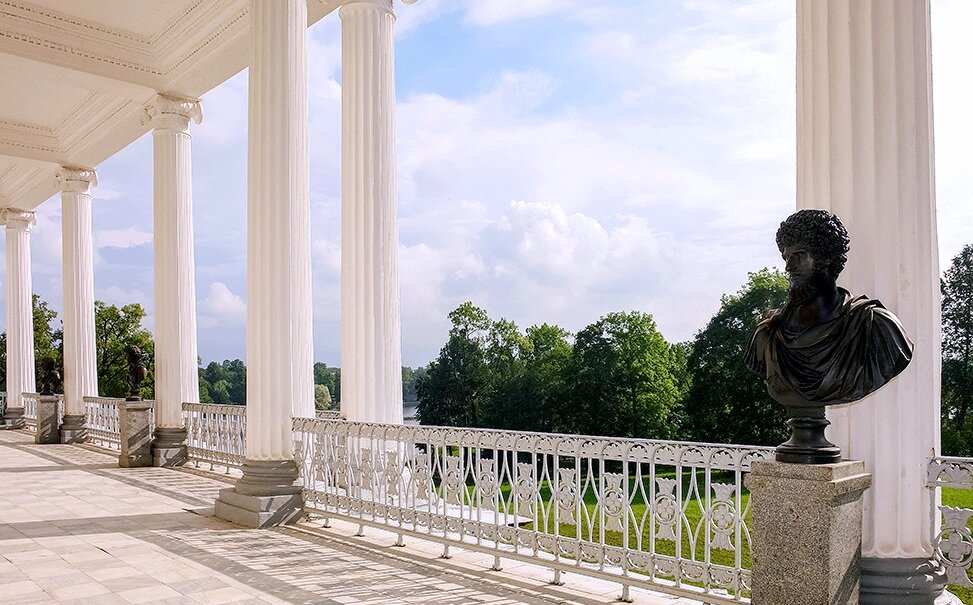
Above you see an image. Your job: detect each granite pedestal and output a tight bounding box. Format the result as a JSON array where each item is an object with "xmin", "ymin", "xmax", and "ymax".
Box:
[
  {"xmin": 59, "ymin": 413, "xmax": 87, "ymax": 444},
  {"xmin": 746, "ymin": 459, "xmax": 871, "ymax": 605},
  {"xmin": 214, "ymin": 459, "xmax": 304, "ymax": 528},
  {"xmin": 118, "ymin": 399, "xmax": 153, "ymax": 467},
  {"xmin": 35, "ymin": 395, "xmax": 60, "ymax": 444},
  {"xmin": 151, "ymin": 426, "xmax": 187, "ymax": 467}
]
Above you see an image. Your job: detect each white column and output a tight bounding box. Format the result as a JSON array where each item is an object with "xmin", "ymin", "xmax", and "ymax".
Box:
[
  {"xmin": 1, "ymin": 208, "xmax": 36, "ymax": 418},
  {"xmin": 797, "ymin": 0, "xmax": 940, "ymax": 584},
  {"xmin": 339, "ymin": 0, "xmax": 404, "ymax": 425},
  {"xmin": 144, "ymin": 95, "xmax": 203, "ymax": 464},
  {"xmin": 245, "ymin": 0, "xmax": 311, "ymax": 460},
  {"xmin": 57, "ymin": 167, "xmax": 99, "ymax": 433}
]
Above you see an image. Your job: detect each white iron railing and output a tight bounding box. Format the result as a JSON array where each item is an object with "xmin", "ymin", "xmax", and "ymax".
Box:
[
  {"xmin": 928, "ymin": 456, "xmax": 973, "ymax": 588},
  {"xmin": 84, "ymin": 396, "xmax": 125, "ymax": 450},
  {"xmin": 183, "ymin": 402, "xmax": 246, "ymax": 471},
  {"xmin": 316, "ymin": 409, "xmax": 342, "ymax": 420},
  {"xmin": 22, "ymin": 392, "xmax": 39, "ymax": 431},
  {"xmin": 293, "ymin": 418, "xmax": 772, "ymax": 603}
]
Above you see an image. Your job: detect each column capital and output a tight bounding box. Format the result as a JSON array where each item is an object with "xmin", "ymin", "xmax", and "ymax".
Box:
[
  {"xmin": 142, "ymin": 94, "xmax": 203, "ymax": 133},
  {"xmin": 55, "ymin": 167, "xmax": 98, "ymax": 194},
  {"xmin": 339, "ymin": 0, "xmax": 404, "ymax": 17},
  {"xmin": 0, "ymin": 208, "xmax": 36, "ymax": 231}
]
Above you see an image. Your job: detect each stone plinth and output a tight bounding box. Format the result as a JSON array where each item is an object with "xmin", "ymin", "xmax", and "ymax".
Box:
[
  {"xmin": 151, "ymin": 426, "xmax": 187, "ymax": 467},
  {"xmin": 118, "ymin": 399, "xmax": 153, "ymax": 467},
  {"xmin": 0, "ymin": 407, "xmax": 25, "ymax": 430},
  {"xmin": 35, "ymin": 395, "xmax": 59, "ymax": 444},
  {"xmin": 214, "ymin": 459, "xmax": 303, "ymax": 528},
  {"xmin": 746, "ymin": 460, "xmax": 871, "ymax": 605},
  {"xmin": 60, "ymin": 413, "xmax": 86, "ymax": 444}
]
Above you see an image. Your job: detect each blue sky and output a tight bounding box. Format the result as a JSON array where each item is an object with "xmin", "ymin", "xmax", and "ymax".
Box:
[{"xmin": 7, "ymin": 0, "xmax": 973, "ymax": 368}]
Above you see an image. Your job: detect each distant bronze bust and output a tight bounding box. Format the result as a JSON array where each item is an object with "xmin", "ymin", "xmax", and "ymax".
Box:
[{"xmin": 744, "ymin": 209, "xmax": 913, "ymax": 463}]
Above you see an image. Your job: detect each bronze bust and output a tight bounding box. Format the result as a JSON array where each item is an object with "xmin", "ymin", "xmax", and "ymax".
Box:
[{"xmin": 744, "ymin": 209, "xmax": 913, "ymax": 463}]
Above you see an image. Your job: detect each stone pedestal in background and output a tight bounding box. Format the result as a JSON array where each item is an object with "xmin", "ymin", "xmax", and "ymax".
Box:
[
  {"xmin": 746, "ymin": 460, "xmax": 871, "ymax": 605},
  {"xmin": 152, "ymin": 427, "xmax": 187, "ymax": 467},
  {"xmin": 118, "ymin": 400, "xmax": 153, "ymax": 467},
  {"xmin": 35, "ymin": 395, "xmax": 59, "ymax": 444}
]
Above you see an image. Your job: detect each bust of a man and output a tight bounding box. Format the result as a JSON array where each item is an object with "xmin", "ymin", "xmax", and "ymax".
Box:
[{"xmin": 744, "ymin": 210, "xmax": 914, "ymax": 461}]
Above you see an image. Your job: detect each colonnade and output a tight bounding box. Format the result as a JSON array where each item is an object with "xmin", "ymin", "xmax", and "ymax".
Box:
[{"xmin": 1, "ymin": 0, "xmax": 406, "ymax": 508}]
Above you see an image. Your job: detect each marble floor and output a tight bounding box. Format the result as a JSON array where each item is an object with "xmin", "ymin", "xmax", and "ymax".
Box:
[{"xmin": 0, "ymin": 430, "xmax": 702, "ymax": 605}]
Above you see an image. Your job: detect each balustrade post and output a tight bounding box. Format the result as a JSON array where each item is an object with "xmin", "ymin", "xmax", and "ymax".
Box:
[
  {"xmin": 118, "ymin": 398, "xmax": 154, "ymax": 468},
  {"xmin": 35, "ymin": 395, "xmax": 59, "ymax": 444}
]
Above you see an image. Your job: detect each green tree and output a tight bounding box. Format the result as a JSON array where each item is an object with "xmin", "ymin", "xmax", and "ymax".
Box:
[
  {"xmin": 0, "ymin": 294, "xmax": 64, "ymax": 392},
  {"xmin": 314, "ymin": 384, "xmax": 333, "ymax": 410},
  {"xmin": 94, "ymin": 301, "xmax": 155, "ymax": 398},
  {"xmin": 681, "ymin": 269, "xmax": 789, "ymax": 446},
  {"xmin": 416, "ymin": 302, "xmax": 491, "ymax": 427},
  {"xmin": 518, "ymin": 323, "xmax": 573, "ymax": 433},
  {"xmin": 198, "ymin": 359, "xmax": 246, "ymax": 404},
  {"xmin": 568, "ymin": 311, "xmax": 680, "ymax": 439},
  {"xmin": 942, "ymin": 245, "xmax": 973, "ymax": 456}
]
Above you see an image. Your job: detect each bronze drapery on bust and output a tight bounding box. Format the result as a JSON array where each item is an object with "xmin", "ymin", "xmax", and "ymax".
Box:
[{"xmin": 744, "ymin": 209, "xmax": 914, "ymax": 463}]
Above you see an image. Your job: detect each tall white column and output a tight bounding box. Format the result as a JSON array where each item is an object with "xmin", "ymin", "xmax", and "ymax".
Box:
[
  {"xmin": 797, "ymin": 1, "xmax": 944, "ymax": 600},
  {"xmin": 339, "ymin": 0, "xmax": 404, "ymax": 425},
  {"xmin": 144, "ymin": 94, "xmax": 202, "ymax": 465},
  {"xmin": 57, "ymin": 167, "xmax": 99, "ymax": 443},
  {"xmin": 1, "ymin": 208, "xmax": 36, "ymax": 428},
  {"xmin": 214, "ymin": 0, "xmax": 309, "ymax": 528}
]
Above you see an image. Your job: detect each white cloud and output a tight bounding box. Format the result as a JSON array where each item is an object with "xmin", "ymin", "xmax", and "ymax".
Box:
[
  {"xmin": 95, "ymin": 227, "xmax": 152, "ymax": 249},
  {"xmin": 464, "ymin": 0, "xmax": 579, "ymax": 26},
  {"xmin": 198, "ymin": 281, "xmax": 246, "ymax": 328}
]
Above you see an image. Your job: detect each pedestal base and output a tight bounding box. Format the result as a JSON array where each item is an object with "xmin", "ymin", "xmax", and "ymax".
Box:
[
  {"xmin": 118, "ymin": 399, "xmax": 153, "ymax": 468},
  {"xmin": 0, "ymin": 407, "xmax": 25, "ymax": 430},
  {"xmin": 35, "ymin": 396, "xmax": 59, "ymax": 444},
  {"xmin": 213, "ymin": 459, "xmax": 304, "ymax": 528},
  {"xmin": 151, "ymin": 426, "xmax": 187, "ymax": 467},
  {"xmin": 746, "ymin": 460, "xmax": 872, "ymax": 605},
  {"xmin": 59, "ymin": 413, "xmax": 87, "ymax": 444},
  {"xmin": 860, "ymin": 557, "xmax": 948, "ymax": 605}
]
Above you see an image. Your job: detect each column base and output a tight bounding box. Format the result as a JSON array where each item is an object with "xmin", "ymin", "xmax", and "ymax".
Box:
[
  {"xmin": 746, "ymin": 460, "xmax": 872, "ymax": 605},
  {"xmin": 0, "ymin": 407, "xmax": 25, "ymax": 430},
  {"xmin": 151, "ymin": 426, "xmax": 187, "ymax": 467},
  {"xmin": 860, "ymin": 558, "xmax": 948, "ymax": 605},
  {"xmin": 213, "ymin": 459, "xmax": 303, "ymax": 528},
  {"xmin": 60, "ymin": 414, "xmax": 87, "ymax": 443}
]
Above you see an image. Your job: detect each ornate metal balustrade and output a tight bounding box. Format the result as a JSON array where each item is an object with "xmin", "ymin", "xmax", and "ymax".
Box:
[
  {"xmin": 293, "ymin": 418, "xmax": 773, "ymax": 603},
  {"xmin": 182, "ymin": 402, "xmax": 246, "ymax": 471},
  {"xmin": 928, "ymin": 456, "xmax": 973, "ymax": 588},
  {"xmin": 84, "ymin": 396, "xmax": 125, "ymax": 450},
  {"xmin": 316, "ymin": 409, "xmax": 343, "ymax": 420},
  {"xmin": 21, "ymin": 392, "xmax": 39, "ymax": 431}
]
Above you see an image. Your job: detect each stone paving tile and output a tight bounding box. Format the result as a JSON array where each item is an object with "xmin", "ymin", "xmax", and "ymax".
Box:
[{"xmin": 0, "ymin": 430, "xmax": 703, "ymax": 605}]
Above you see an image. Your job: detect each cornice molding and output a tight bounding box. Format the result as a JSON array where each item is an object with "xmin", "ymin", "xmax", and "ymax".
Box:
[
  {"xmin": 143, "ymin": 94, "xmax": 203, "ymax": 133},
  {"xmin": 55, "ymin": 166, "xmax": 97, "ymax": 195},
  {"xmin": 0, "ymin": 207, "xmax": 36, "ymax": 230}
]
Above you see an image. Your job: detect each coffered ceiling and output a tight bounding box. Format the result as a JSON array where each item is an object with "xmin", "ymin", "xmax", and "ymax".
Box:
[{"xmin": 0, "ymin": 0, "xmax": 338, "ymax": 210}]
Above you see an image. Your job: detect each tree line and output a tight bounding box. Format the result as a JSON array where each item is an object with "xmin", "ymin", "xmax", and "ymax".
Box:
[
  {"xmin": 1, "ymin": 244, "xmax": 969, "ymax": 452},
  {"xmin": 415, "ymin": 269, "xmax": 789, "ymax": 446}
]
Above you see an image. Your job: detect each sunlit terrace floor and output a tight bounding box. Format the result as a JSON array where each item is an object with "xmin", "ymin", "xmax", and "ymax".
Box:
[{"xmin": 0, "ymin": 431, "xmax": 700, "ymax": 605}]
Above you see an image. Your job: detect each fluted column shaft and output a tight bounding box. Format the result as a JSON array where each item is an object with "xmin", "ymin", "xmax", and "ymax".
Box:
[
  {"xmin": 146, "ymin": 95, "xmax": 202, "ymax": 429},
  {"xmin": 58, "ymin": 168, "xmax": 99, "ymax": 418},
  {"xmin": 797, "ymin": 0, "xmax": 938, "ymax": 561},
  {"xmin": 339, "ymin": 0, "xmax": 404, "ymax": 425},
  {"xmin": 246, "ymin": 0, "xmax": 312, "ymax": 460},
  {"xmin": 2, "ymin": 209, "xmax": 36, "ymax": 415}
]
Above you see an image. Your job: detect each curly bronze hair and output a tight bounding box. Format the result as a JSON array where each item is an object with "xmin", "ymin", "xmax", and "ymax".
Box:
[{"xmin": 775, "ymin": 209, "xmax": 850, "ymax": 280}]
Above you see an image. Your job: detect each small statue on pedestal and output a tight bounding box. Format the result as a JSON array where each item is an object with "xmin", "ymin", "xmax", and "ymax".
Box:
[
  {"xmin": 125, "ymin": 345, "xmax": 148, "ymax": 401},
  {"xmin": 744, "ymin": 209, "xmax": 913, "ymax": 463}
]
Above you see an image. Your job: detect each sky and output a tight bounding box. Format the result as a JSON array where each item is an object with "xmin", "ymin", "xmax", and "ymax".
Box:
[{"xmin": 4, "ymin": 0, "xmax": 972, "ymax": 368}]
